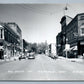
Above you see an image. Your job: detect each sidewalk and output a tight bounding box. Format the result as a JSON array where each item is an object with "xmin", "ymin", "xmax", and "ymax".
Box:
[
  {"xmin": 67, "ymin": 58, "xmax": 84, "ymax": 64},
  {"xmin": 58, "ymin": 56, "xmax": 84, "ymax": 64},
  {"xmin": 0, "ymin": 59, "xmax": 10, "ymax": 64},
  {"xmin": 0, "ymin": 58, "xmax": 16, "ymax": 64}
]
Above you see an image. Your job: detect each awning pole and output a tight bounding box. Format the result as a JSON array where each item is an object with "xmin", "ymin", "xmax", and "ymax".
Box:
[{"xmin": 66, "ymin": 50, "xmax": 67, "ymax": 58}]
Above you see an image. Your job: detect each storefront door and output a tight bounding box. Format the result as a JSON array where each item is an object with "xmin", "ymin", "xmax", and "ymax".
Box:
[{"xmin": 0, "ymin": 50, "xmax": 4, "ymax": 59}]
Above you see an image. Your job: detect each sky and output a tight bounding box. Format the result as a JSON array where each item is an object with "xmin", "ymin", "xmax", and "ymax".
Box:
[{"xmin": 0, "ymin": 4, "xmax": 84, "ymax": 44}]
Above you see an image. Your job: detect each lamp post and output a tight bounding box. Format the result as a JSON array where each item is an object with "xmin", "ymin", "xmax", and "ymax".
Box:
[
  {"xmin": 57, "ymin": 44, "xmax": 61, "ymax": 56},
  {"xmin": 65, "ymin": 38, "xmax": 70, "ymax": 58},
  {"xmin": 73, "ymin": 32, "xmax": 79, "ymax": 57},
  {"xmin": 25, "ymin": 49, "xmax": 28, "ymax": 56},
  {"xmin": 14, "ymin": 43, "xmax": 16, "ymax": 57}
]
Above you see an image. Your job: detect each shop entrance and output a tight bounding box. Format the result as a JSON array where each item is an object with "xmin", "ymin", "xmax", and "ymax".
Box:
[
  {"xmin": 0, "ymin": 50, "xmax": 4, "ymax": 59},
  {"xmin": 80, "ymin": 45, "xmax": 84, "ymax": 55}
]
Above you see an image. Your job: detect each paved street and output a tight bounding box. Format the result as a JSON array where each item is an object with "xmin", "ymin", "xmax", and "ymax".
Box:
[{"xmin": 0, "ymin": 54, "xmax": 84, "ymax": 80}]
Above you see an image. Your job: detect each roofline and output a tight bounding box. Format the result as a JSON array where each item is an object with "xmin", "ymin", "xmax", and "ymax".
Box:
[
  {"xmin": 65, "ymin": 13, "xmax": 84, "ymax": 30},
  {"xmin": 60, "ymin": 15, "xmax": 73, "ymax": 24}
]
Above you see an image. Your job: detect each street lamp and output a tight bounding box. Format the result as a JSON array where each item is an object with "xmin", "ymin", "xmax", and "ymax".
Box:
[
  {"xmin": 73, "ymin": 32, "xmax": 79, "ymax": 57},
  {"xmin": 13, "ymin": 43, "xmax": 16, "ymax": 57},
  {"xmin": 57, "ymin": 44, "xmax": 61, "ymax": 56},
  {"xmin": 65, "ymin": 38, "xmax": 70, "ymax": 58}
]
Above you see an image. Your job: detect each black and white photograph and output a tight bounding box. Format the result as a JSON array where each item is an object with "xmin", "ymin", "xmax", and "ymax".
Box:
[{"xmin": 0, "ymin": 3, "xmax": 84, "ymax": 81}]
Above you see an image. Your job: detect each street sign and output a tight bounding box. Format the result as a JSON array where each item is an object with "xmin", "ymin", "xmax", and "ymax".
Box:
[
  {"xmin": 0, "ymin": 46, "xmax": 3, "ymax": 50},
  {"xmin": 65, "ymin": 44, "xmax": 70, "ymax": 50}
]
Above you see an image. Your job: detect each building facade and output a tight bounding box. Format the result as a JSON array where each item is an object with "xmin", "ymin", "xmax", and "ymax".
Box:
[
  {"xmin": 23, "ymin": 39, "xmax": 29, "ymax": 56},
  {"xmin": 56, "ymin": 32, "xmax": 62, "ymax": 56},
  {"xmin": 49, "ymin": 43, "xmax": 56, "ymax": 58},
  {"xmin": 66, "ymin": 13, "xmax": 84, "ymax": 56},
  {"xmin": 0, "ymin": 22, "xmax": 22, "ymax": 59},
  {"xmin": 56, "ymin": 13, "xmax": 84, "ymax": 58},
  {"xmin": 60, "ymin": 15, "xmax": 73, "ymax": 55}
]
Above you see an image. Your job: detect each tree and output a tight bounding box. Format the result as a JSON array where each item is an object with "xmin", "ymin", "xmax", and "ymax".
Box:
[
  {"xmin": 31, "ymin": 43, "xmax": 37, "ymax": 53},
  {"xmin": 37, "ymin": 42, "xmax": 48, "ymax": 54}
]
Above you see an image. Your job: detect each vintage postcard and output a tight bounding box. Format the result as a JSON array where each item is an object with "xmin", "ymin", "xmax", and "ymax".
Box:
[{"xmin": 0, "ymin": 3, "xmax": 84, "ymax": 81}]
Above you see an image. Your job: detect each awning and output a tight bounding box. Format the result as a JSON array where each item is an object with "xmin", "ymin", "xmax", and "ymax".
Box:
[
  {"xmin": 73, "ymin": 46, "xmax": 77, "ymax": 50},
  {"xmin": 63, "ymin": 48, "xmax": 70, "ymax": 51},
  {"xmin": 70, "ymin": 46, "xmax": 77, "ymax": 50},
  {"xmin": 63, "ymin": 46, "xmax": 77, "ymax": 51}
]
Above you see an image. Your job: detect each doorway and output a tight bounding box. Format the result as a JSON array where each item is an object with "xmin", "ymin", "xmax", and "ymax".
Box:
[{"xmin": 0, "ymin": 50, "xmax": 4, "ymax": 59}]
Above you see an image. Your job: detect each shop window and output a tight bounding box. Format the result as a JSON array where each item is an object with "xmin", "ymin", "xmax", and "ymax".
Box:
[
  {"xmin": 82, "ymin": 28, "xmax": 84, "ymax": 34},
  {"xmin": 0, "ymin": 42, "xmax": 3, "ymax": 46},
  {"xmin": 0, "ymin": 29, "xmax": 1, "ymax": 39},
  {"xmin": 80, "ymin": 16, "xmax": 84, "ymax": 20},
  {"xmin": 80, "ymin": 28, "xmax": 84, "ymax": 36},
  {"xmin": 0, "ymin": 29, "xmax": 3, "ymax": 39},
  {"xmin": 1, "ymin": 29, "xmax": 2, "ymax": 38}
]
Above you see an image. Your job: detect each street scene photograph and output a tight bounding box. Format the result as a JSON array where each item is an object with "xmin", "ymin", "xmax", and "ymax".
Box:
[{"xmin": 0, "ymin": 3, "xmax": 84, "ymax": 81}]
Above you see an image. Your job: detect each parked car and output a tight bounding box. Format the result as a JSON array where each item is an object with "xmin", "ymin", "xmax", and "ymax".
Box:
[
  {"xmin": 19, "ymin": 56, "xmax": 26, "ymax": 60},
  {"xmin": 28, "ymin": 55, "xmax": 35, "ymax": 59},
  {"xmin": 28, "ymin": 52, "xmax": 35, "ymax": 59}
]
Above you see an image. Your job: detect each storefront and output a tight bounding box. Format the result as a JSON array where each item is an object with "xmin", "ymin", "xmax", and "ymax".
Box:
[{"xmin": 0, "ymin": 49, "xmax": 4, "ymax": 59}]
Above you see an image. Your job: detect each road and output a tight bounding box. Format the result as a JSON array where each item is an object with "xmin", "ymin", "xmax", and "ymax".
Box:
[{"xmin": 0, "ymin": 54, "xmax": 84, "ymax": 81}]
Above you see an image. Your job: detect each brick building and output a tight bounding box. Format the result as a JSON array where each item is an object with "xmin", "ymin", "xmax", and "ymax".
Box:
[
  {"xmin": 0, "ymin": 22, "xmax": 22, "ymax": 59},
  {"xmin": 23, "ymin": 39, "xmax": 29, "ymax": 56},
  {"xmin": 56, "ymin": 13, "xmax": 84, "ymax": 58},
  {"xmin": 66, "ymin": 13, "xmax": 84, "ymax": 56},
  {"xmin": 56, "ymin": 32, "xmax": 62, "ymax": 56}
]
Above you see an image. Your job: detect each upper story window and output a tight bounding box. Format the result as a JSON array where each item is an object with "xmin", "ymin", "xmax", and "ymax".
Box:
[
  {"xmin": 0, "ymin": 29, "xmax": 3, "ymax": 39},
  {"xmin": 80, "ymin": 16, "xmax": 84, "ymax": 20},
  {"xmin": 0, "ymin": 29, "xmax": 1, "ymax": 38},
  {"xmin": 81, "ymin": 28, "xmax": 84, "ymax": 34},
  {"xmin": 80, "ymin": 25, "xmax": 84, "ymax": 36}
]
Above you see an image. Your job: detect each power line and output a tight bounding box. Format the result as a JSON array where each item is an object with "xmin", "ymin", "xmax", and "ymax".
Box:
[
  {"xmin": 23, "ymin": 4, "xmax": 51, "ymax": 14},
  {"xmin": 17, "ymin": 4, "xmax": 52, "ymax": 16}
]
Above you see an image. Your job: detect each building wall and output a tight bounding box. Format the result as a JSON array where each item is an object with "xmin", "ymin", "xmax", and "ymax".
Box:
[
  {"xmin": 56, "ymin": 13, "xmax": 84, "ymax": 57},
  {"xmin": 7, "ymin": 23, "xmax": 22, "ymax": 52},
  {"xmin": 56, "ymin": 32, "xmax": 62, "ymax": 56},
  {"xmin": 60, "ymin": 16, "xmax": 73, "ymax": 56},
  {"xmin": 23, "ymin": 39, "xmax": 29, "ymax": 56},
  {"xmin": 0, "ymin": 25, "xmax": 4, "ymax": 59},
  {"xmin": 0, "ymin": 23, "xmax": 22, "ymax": 59},
  {"xmin": 49, "ymin": 43, "xmax": 56, "ymax": 58},
  {"xmin": 66, "ymin": 15, "xmax": 78, "ymax": 47},
  {"xmin": 63, "ymin": 13, "xmax": 84, "ymax": 56}
]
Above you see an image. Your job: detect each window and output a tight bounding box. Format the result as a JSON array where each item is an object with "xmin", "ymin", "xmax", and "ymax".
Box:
[
  {"xmin": 80, "ymin": 27, "xmax": 84, "ymax": 36},
  {"xmin": 80, "ymin": 16, "xmax": 84, "ymax": 20},
  {"xmin": 81, "ymin": 23, "xmax": 84, "ymax": 25},
  {"xmin": 1, "ymin": 29, "xmax": 2, "ymax": 38},
  {"xmin": 4, "ymin": 29, "xmax": 7, "ymax": 41},
  {"xmin": 0, "ymin": 29, "xmax": 1, "ymax": 39},
  {"xmin": 81, "ymin": 28, "xmax": 84, "ymax": 34},
  {"xmin": 0, "ymin": 42, "xmax": 3, "ymax": 46},
  {"xmin": 80, "ymin": 25, "xmax": 84, "ymax": 36},
  {"xmin": 0, "ymin": 29, "xmax": 3, "ymax": 39}
]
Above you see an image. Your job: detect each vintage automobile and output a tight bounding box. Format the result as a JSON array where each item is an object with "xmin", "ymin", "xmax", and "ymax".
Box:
[{"xmin": 28, "ymin": 52, "xmax": 35, "ymax": 59}]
